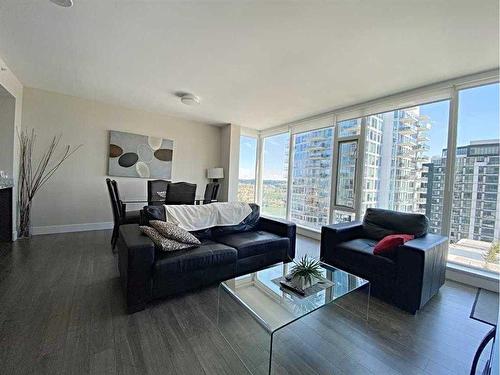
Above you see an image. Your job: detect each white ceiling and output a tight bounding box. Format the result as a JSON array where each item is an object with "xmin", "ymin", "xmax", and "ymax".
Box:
[{"xmin": 0, "ymin": 0, "xmax": 498, "ymax": 130}]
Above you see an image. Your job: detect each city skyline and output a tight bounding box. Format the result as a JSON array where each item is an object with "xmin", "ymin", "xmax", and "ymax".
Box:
[
  {"xmin": 238, "ymin": 82, "xmax": 499, "ymax": 273},
  {"xmin": 239, "ymin": 83, "xmax": 499, "ymax": 180}
]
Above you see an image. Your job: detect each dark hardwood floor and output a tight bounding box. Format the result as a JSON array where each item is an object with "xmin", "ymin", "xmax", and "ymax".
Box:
[{"xmin": 0, "ymin": 230, "xmax": 495, "ymax": 375}]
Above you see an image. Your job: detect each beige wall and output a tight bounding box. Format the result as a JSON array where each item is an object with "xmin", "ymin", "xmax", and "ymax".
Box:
[{"xmin": 21, "ymin": 87, "xmax": 222, "ymax": 230}]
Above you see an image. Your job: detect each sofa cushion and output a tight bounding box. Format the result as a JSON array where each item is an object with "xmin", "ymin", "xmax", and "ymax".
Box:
[
  {"xmin": 215, "ymin": 230, "xmax": 289, "ymax": 259},
  {"xmin": 211, "ymin": 203, "xmax": 260, "ymax": 237},
  {"xmin": 154, "ymin": 240, "xmax": 237, "ymax": 274},
  {"xmin": 334, "ymin": 238, "xmax": 397, "ymax": 283},
  {"xmin": 362, "ymin": 208, "xmax": 429, "ymax": 241},
  {"xmin": 141, "ymin": 205, "xmax": 166, "ymax": 225},
  {"xmin": 123, "ymin": 210, "xmax": 140, "ymax": 224}
]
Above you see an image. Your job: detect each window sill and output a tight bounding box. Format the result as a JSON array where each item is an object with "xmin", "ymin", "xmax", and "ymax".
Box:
[
  {"xmin": 446, "ymin": 266, "xmax": 499, "ymax": 292},
  {"xmin": 295, "ymin": 224, "xmax": 322, "ymax": 240},
  {"xmin": 295, "ymin": 224, "xmax": 499, "ymax": 291},
  {"xmin": 446, "ymin": 262, "xmax": 499, "ymax": 284}
]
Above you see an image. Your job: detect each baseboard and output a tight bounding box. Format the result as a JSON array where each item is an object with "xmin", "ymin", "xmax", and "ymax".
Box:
[{"xmin": 31, "ymin": 221, "xmax": 113, "ymax": 235}]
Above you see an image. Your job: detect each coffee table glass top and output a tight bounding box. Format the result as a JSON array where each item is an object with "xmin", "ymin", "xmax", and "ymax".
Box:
[{"xmin": 219, "ymin": 261, "xmax": 368, "ymax": 333}]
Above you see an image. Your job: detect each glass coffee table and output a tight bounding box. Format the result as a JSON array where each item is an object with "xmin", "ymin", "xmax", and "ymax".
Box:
[{"xmin": 217, "ymin": 262, "xmax": 369, "ymax": 375}]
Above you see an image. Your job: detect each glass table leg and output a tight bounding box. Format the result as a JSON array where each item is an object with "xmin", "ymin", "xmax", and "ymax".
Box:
[{"xmin": 217, "ymin": 284, "xmax": 270, "ymax": 375}]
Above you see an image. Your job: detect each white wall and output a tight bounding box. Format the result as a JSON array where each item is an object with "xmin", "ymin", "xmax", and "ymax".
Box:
[
  {"xmin": 219, "ymin": 123, "xmax": 240, "ymax": 202},
  {"xmin": 21, "ymin": 87, "xmax": 222, "ymax": 232},
  {"xmin": 0, "ymin": 56, "xmax": 23, "ymax": 239}
]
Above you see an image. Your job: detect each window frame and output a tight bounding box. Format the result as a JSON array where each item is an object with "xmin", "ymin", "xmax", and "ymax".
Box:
[{"xmin": 330, "ymin": 116, "xmax": 362, "ymax": 220}]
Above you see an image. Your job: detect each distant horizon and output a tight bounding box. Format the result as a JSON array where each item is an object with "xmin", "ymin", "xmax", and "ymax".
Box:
[{"xmin": 239, "ymin": 83, "xmax": 499, "ymax": 179}]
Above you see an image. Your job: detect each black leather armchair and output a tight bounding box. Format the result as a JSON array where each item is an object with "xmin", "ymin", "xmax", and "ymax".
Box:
[{"xmin": 321, "ymin": 208, "xmax": 448, "ymax": 314}]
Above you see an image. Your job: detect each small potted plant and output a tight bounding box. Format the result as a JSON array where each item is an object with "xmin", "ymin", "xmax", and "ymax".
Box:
[{"xmin": 290, "ymin": 255, "xmax": 323, "ymax": 290}]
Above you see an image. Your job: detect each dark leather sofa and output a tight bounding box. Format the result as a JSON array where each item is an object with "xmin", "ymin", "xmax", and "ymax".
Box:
[
  {"xmin": 321, "ymin": 208, "xmax": 448, "ymax": 314},
  {"xmin": 117, "ymin": 204, "xmax": 296, "ymax": 313}
]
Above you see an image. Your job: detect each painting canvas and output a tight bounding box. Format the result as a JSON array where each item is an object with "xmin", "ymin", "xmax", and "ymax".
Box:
[{"xmin": 108, "ymin": 130, "xmax": 173, "ymax": 179}]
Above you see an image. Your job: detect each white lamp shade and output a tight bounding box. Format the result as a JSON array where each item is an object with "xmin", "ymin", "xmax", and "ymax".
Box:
[{"xmin": 207, "ymin": 167, "xmax": 224, "ymax": 179}]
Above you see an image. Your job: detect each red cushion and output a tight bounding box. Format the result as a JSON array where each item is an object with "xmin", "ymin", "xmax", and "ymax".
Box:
[{"xmin": 373, "ymin": 234, "xmax": 415, "ymax": 255}]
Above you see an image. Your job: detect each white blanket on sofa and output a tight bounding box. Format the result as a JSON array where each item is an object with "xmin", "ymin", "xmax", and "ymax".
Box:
[{"xmin": 164, "ymin": 202, "xmax": 252, "ymax": 231}]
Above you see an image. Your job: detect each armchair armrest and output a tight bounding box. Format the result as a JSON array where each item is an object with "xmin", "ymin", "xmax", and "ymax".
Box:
[
  {"xmin": 320, "ymin": 221, "xmax": 363, "ymax": 261},
  {"xmin": 396, "ymin": 233, "xmax": 448, "ymax": 313},
  {"xmin": 117, "ymin": 224, "xmax": 156, "ymax": 313},
  {"xmin": 258, "ymin": 216, "xmax": 296, "ymax": 261}
]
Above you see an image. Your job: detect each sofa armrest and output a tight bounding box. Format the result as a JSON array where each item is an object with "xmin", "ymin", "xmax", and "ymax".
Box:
[
  {"xmin": 258, "ymin": 216, "xmax": 296, "ymax": 261},
  {"xmin": 117, "ymin": 224, "xmax": 156, "ymax": 313},
  {"xmin": 320, "ymin": 221, "xmax": 363, "ymax": 261},
  {"xmin": 396, "ymin": 233, "xmax": 448, "ymax": 313}
]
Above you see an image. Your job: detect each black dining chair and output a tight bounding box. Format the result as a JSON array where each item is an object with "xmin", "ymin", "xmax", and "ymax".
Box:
[
  {"xmin": 202, "ymin": 182, "xmax": 220, "ymax": 204},
  {"xmin": 106, "ymin": 178, "xmax": 122, "ymax": 249},
  {"xmin": 111, "ymin": 180, "xmax": 140, "ymax": 224},
  {"xmin": 107, "ymin": 179, "xmax": 140, "ymax": 251},
  {"xmin": 165, "ymin": 182, "xmax": 197, "ymax": 205},
  {"xmin": 147, "ymin": 179, "xmax": 169, "ymax": 206}
]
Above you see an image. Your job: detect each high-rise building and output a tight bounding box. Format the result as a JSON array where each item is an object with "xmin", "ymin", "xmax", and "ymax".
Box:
[
  {"xmin": 262, "ymin": 106, "xmax": 435, "ymax": 228},
  {"xmin": 290, "ymin": 128, "xmax": 333, "ymax": 228},
  {"xmin": 360, "ymin": 107, "xmax": 431, "ymax": 216},
  {"xmin": 425, "ymin": 140, "xmax": 500, "ymax": 243}
]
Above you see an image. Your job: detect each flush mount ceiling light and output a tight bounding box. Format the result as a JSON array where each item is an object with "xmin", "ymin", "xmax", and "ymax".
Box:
[
  {"xmin": 49, "ymin": 0, "xmax": 73, "ymax": 7},
  {"xmin": 180, "ymin": 94, "xmax": 200, "ymax": 106}
]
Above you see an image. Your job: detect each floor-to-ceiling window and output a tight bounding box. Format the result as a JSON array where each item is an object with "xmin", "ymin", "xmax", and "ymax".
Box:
[
  {"xmin": 238, "ymin": 135, "xmax": 257, "ymax": 203},
  {"xmin": 248, "ymin": 73, "xmax": 499, "ymax": 281},
  {"xmin": 261, "ymin": 133, "xmax": 289, "ymax": 218},
  {"xmin": 290, "ymin": 128, "xmax": 333, "ymax": 230},
  {"xmin": 359, "ymin": 101, "xmax": 450, "ymax": 230},
  {"xmin": 447, "ymin": 83, "xmax": 499, "ymax": 275}
]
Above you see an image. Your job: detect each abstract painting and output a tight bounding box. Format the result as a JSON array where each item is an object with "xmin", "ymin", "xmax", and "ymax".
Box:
[{"xmin": 108, "ymin": 130, "xmax": 173, "ymax": 179}]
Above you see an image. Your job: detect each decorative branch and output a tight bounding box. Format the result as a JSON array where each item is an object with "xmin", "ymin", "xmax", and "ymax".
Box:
[{"xmin": 17, "ymin": 129, "xmax": 82, "ymax": 237}]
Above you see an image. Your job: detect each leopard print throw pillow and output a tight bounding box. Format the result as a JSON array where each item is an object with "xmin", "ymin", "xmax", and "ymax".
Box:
[
  {"xmin": 149, "ymin": 220, "xmax": 201, "ymax": 245},
  {"xmin": 139, "ymin": 226, "xmax": 196, "ymax": 252}
]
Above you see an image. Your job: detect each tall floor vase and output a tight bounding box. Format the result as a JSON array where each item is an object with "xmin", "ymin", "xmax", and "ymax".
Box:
[{"xmin": 18, "ymin": 200, "xmax": 32, "ymax": 238}]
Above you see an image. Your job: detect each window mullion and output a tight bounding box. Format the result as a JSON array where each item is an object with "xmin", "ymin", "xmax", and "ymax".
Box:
[
  {"xmin": 441, "ymin": 88, "xmax": 459, "ymax": 239},
  {"xmin": 328, "ymin": 116, "xmax": 339, "ymax": 224},
  {"xmin": 285, "ymin": 134, "xmax": 294, "ymax": 221},
  {"xmin": 255, "ymin": 134, "xmax": 263, "ymax": 205},
  {"xmin": 354, "ymin": 117, "xmax": 367, "ymax": 220}
]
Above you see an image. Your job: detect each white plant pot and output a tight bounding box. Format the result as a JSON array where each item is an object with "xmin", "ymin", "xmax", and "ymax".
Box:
[{"xmin": 292, "ymin": 275, "xmax": 318, "ymax": 290}]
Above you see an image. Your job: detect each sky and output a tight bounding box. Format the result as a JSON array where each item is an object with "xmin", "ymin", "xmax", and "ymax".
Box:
[
  {"xmin": 261, "ymin": 133, "xmax": 289, "ymax": 180},
  {"xmin": 239, "ymin": 83, "xmax": 499, "ymax": 180},
  {"xmin": 422, "ymin": 82, "xmax": 500, "ymax": 158},
  {"xmin": 239, "ymin": 136, "xmax": 257, "ymax": 179}
]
